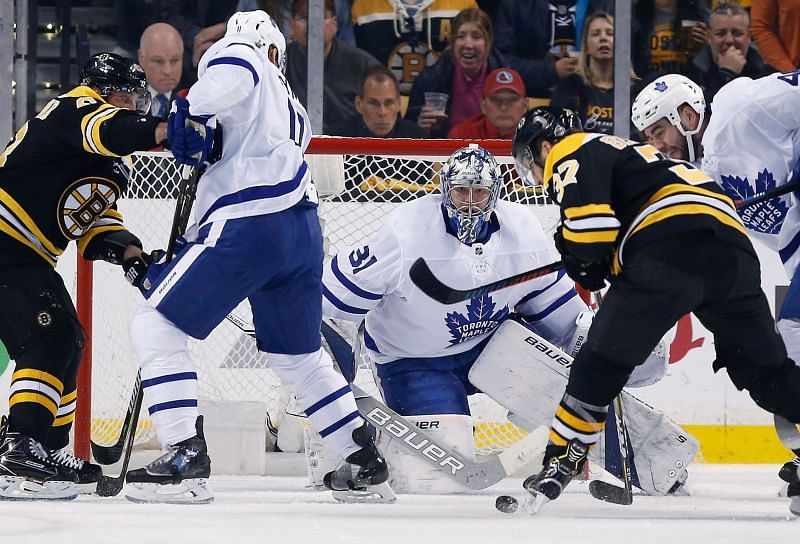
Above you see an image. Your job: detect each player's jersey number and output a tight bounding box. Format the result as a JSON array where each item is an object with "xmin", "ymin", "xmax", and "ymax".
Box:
[{"xmin": 349, "ymin": 246, "xmax": 377, "ymax": 274}]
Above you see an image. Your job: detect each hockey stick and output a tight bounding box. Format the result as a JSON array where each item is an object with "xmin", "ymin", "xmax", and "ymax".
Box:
[
  {"xmin": 409, "ymin": 257, "xmax": 564, "ymax": 305},
  {"xmin": 91, "ymin": 164, "xmax": 200, "ymax": 468},
  {"xmin": 586, "ymin": 291, "xmax": 634, "ymax": 505},
  {"xmin": 734, "ymin": 179, "xmax": 800, "ymax": 209},
  {"xmin": 95, "ymin": 379, "xmax": 144, "ymax": 496},
  {"xmin": 213, "ymin": 316, "xmax": 544, "ymax": 489},
  {"xmin": 775, "ymin": 415, "xmax": 800, "ymax": 454}
]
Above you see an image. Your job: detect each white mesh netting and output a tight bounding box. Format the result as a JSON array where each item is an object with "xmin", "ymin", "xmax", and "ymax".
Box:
[{"xmin": 86, "ymin": 139, "xmax": 557, "ymax": 457}]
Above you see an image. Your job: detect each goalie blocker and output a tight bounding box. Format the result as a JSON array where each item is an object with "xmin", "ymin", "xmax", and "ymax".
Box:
[{"xmin": 469, "ymin": 320, "xmax": 698, "ymax": 496}]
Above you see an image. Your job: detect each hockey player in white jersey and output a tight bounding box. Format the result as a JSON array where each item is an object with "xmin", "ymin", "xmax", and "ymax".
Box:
[
  {"xmin": 320, "ymin": 145, "xmax": 676, "ymax": 495},
  {"xmin": 124, "ymin": 10, "xmax": 390, "ymax": 504},
  {"xmin": 633, "ymin": 71, "xmax": 800, "ymax": 515}
]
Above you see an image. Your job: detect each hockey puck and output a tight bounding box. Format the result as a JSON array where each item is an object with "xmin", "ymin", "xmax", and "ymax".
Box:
[{"xmin": 495, "ymin": 494, "xmax": 519, "ymax": 514}]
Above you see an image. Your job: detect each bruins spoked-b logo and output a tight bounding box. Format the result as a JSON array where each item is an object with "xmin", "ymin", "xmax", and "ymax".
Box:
[
  {"xmin": 57, "ymin": 176, "xmax": 120, "ymax": 239},
  {"xmin": 36, "ymin": 310, "xmax": 53, "ymax": 327}
]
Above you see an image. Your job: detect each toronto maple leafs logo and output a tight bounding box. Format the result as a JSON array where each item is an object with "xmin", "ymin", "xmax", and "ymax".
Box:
[
  {"xmin": 654, "ymin": 81, "xmax": 668, "ymax": 92},
  {"xmin": 445, "ymin": 294, "xmax": 509, "ymax": 346},
  {"xmin": 720, "ymin": 169, "xmax": 789, "ymax": 234}
]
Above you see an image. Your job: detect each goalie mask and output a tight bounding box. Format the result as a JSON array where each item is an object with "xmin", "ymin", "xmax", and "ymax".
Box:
[
  {"xmin": 631, "ymin": 74, "xmax": 705, "ymax": 163},
  {"xmin": 440, "ymin": 145, "xmax": 502, "ymax": 245},
  {"xmin": 226, "ymin": 10, "xmax": 287, "ymax": 72},
  {"xmin": 80, "ymin": 53, "xmax": 151, "ymax": 115}
]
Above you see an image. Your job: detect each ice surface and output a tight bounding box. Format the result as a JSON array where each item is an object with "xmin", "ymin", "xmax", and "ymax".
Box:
[{"xmin": 0, "ymin": 465, "xmax": 795, "ymax": 544}]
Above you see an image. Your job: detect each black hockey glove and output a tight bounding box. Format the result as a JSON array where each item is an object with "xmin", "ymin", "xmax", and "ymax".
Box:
[
  {"xmin": 123, "ymin": 250, "xmax": 164, "ymax": 290},
  {"xmin": 553, "ymin": 228, "xmax": 609, "ymax": 292}
]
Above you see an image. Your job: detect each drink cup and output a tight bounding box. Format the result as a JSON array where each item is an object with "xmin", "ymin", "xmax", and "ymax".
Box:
[{"xmin": 424, "ymin": 92, "xmax": 449, "ymax": 116}]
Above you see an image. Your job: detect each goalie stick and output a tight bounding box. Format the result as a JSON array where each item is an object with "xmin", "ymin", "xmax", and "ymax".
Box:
[
  {"xmin": 217, "ymin": 316, "xmax": 547, "ymax": 489},
  {"xmin": 409, "ymin": 257, "xmax": 564, "ymax": 305},
  {"xmin": 91, "ymin": 164, "xmax": 200, "ymax": 471}
]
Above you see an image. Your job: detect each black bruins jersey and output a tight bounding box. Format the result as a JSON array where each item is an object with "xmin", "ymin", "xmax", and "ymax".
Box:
[
  {"xmin": 544, "ymin": 133, "xmax": 754, "ymax": 273},
  {"xmin": 0, "ymin": 86, "xmax": 161, "ymax": 268}
]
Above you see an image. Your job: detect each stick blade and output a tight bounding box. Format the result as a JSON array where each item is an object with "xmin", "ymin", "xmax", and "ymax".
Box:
[
  {"xmin": 91, "ymin": 441, "xmax": 124, "ymax": 466},
  {"xmin": 589, "ymin": 480, "xmax": 634, "ymax": 505},
  {"xmin": 95, "ymin": 475, "xmax": 125, "ymax": 497}
]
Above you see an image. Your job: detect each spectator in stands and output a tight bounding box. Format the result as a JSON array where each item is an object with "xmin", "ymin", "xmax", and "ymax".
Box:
[
  {"xmin": 351, "ymin": 0, "xmax": 479, "ymax": 95},
  {"xmin": 447, "ymin": 67, "xmax": 527, "ymax": 139},
  {"xmin": 405, "ymin": 8, "xmax": 505, "ymax": 138},
  {"xmin": 693, "ymin": 2, "xmax": 768, "ymax": 102},
  {"xmin": 162, "ymin": 0, "xmax": 239, "ymax": 73},
  {"xmin": 550, "ymin": 11, "xmax": 636, "ymax": 135},
  {"xmin": 751, "ymin": 0, "xmax": 800, "ymax": 72},
  {"xmin": 493, "ymin": 0, "xmax": 614, "ymax": 98},
  {"xmin": 138, "ymin": 22, "xmax": 186, "ymax": 120},
  {"xmin": 632, "ymin": 0, "xmax": 709, "ymax": 81},
  {"xmin": 340, "ymin": 65, "xmax": 427, "ymax": 137},
  {"xmin": 235, "ymin": 0, "xmax": 356, "ymax": 45},
  {"xmin": 286, "ymin": 0, "xmax": 380, "ymax": 135}
]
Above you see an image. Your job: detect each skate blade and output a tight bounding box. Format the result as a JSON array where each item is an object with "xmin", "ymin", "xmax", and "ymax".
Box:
[
  {"xmin": 332, "ymin": 481, "xmax": 396, "ymax": 504},
  {"xmin": 77, "ymin": 481, "xmax": 98, "ymax": 495},
  {"xmin": 0, "ymin": 476, "xmax": 78, "ymax": 501},
  {"xmin": 125, "ymin": 478, "xmax": 214, "ymax": 504},
  {"xmin": 523, "ymin": 490, "xmax": 550, "ymax": 515}
]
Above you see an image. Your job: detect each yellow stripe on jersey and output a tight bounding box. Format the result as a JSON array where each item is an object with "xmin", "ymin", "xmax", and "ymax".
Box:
[
  {"xmin": 564, "ymin": 203, "xmax": 615, "ymax": 220},
  {"xmin": 0, "ymin": 122, "xmax": 29, "ymax": 168},
  {"xmin": 647, "ymin": 183, "xmax": 736, "ymax": 209},
  {"xmin": 60, "ymin": 389, "xmax": 78, "ymax": 404},
  {"xmin": 561, "ymin": 227, "xmax": 619, "ymax": 244},
  {"xmin": 76, "ymin": 224, "xmax": 127, "ymax": 256},
  {"xmin": 12, "ymin": 369, "xmax": 65, "ymax": 393},
  {"xmin": 61, "ymin": 85, "xmax": 105, "ymax": 101},
  {"xmin": 81, "ymin": 106, "xmax": 123, "ymax": 156},
  {"xmin": 53, "ymin": 412, "xmax": 76, "ymax": 427},
  {"xmin": 548, "ymin": 429, "xmax": 568, "ymax": 446},
  {"xmin": 9, "ymin": 392, "xmax": 59, "ymax": 416},
  {"xmin": 0, "ymin": 188, "xmax": 62, "ymax": 256},
  {"xmin": 556, "ymin": 405, "xmax": 605, "ymax": 434},
  {"xmin": 628, "ymin": 203, "xmax": 748, "ymax": 240},
  {"xmin": 0, "ymin": 218, "xmax": 57, "ymax": 266}
]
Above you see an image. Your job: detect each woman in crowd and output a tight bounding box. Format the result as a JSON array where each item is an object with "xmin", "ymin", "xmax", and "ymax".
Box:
[
  {"xmin": 551, "ymin": 12, "xmax": 637, "ymax": 135},
  {"xmin": 404, "ymin": 8, "xmax": 505, "ymax": 138}
]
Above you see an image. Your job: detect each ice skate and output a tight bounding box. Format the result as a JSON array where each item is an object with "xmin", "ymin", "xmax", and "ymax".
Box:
[
  {"xmin": 49, "ymin": 447, "xmax": 103, "ymax": 494},
  {"xmin": 324, "ymin": 423, "xmax": 395, "ymax": 503},
  {"xmin": 778, "ymin": 457, "xmax": 800, "ymax": 516},
  {"xmin": 522, "ymin": 439, "xmax": 590, "ymax": 515},
  {"xmin": 125, "ymin": 416, "xmax": 213, "ymax": 504},
  {"xmin": 0, "ymin": 418, "xmax": 77, "ymax": 501}
]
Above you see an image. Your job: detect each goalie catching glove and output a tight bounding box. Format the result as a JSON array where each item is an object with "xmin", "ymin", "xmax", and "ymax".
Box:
[
  {"xmin": 167, "ymin": 96, "xmax": 215, "ymax": 166},
  {"xmin": 554, "ymin": 227, "xmax": 610, "ymax": 291}
]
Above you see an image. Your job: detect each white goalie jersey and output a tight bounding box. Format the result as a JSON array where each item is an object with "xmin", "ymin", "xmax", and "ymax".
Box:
[
  {"xmin": 322, "ymin": 194, "xmax": 586, "ymax": 364},
  {"xmin": 702, "ymin": 71, "xmax": 800, "ymax": 274},
  {"xmin": 187, "ymin": 36, "xmax": 314, "ymax": 227}
]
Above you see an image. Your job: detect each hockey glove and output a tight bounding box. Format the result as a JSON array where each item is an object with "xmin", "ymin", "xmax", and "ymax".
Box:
[
  {"xmin": 167, "ymin": 96, "xmax": 214, "ymax": 167},
  {"xmin": 123, "ymin": 250, "xmax": 165, "ymax": 293},
  {"xmin": 554, "ymin": 227, "xmax": 609, "ymax": 292}
]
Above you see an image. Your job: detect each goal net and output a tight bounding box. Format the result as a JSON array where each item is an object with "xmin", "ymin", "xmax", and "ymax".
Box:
[{"xmin": 75, "ymin": 137, "xmax": 559, "ymax": 465}]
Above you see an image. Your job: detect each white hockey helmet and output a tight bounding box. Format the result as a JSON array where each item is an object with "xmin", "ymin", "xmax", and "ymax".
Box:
[
  {"xmin": 226, "ymin": 10, "xmax": 287, "ymax": 71},
  {"xmin": 440, "ymin": 144, "xmax": 503, "ymax": 245},
  {"xmin": 631, "ymin": 74, "xmax": 706, "ymax": 161}
]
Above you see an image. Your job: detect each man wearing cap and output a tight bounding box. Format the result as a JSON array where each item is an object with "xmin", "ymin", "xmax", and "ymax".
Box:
[{"xmin": 447, "ymin": 68, "xmax": 528, "ymax": 139}]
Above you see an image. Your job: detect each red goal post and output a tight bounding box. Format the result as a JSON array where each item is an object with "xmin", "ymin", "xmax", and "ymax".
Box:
[{"xmin": 73, "ymin": 137, "xmax": 554, "ymax": 463}]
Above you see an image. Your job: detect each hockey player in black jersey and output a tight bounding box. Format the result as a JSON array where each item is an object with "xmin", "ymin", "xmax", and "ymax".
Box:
[
  {"xmin": 0, "ymin": 53, "xmax": 168, "ymax": 500},
  {"xmin": 511, "ymin": 106, "xmax": 800, "ymax": 515}
]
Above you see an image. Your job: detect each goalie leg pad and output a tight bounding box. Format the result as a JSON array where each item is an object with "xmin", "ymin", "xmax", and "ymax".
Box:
[
  {"xmin": 469, "ymin": 320, "xmax": 699, "ymax": 495},
  {"xmin": 379, "ymin": 414, "xmax": 476, "ymax": 494}
]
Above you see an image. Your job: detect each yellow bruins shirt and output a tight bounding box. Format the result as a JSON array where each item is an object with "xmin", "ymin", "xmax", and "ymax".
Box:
[
  {"xmin": 0, "ymin": 86, "xmax": 161, "ymax": 268},
  {"xmin": 544, "ymin": 133, "xmax": 753, "ymax": 273}
]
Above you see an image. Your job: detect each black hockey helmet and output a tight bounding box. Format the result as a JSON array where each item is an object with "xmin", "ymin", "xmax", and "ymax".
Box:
[
  {"xmin": 81, "ymin": 53, "xmax": 150, "ymax": 113},
  {"xmin": 512, "ymin": 106, "xmax": 582, "ymax": 184}
]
